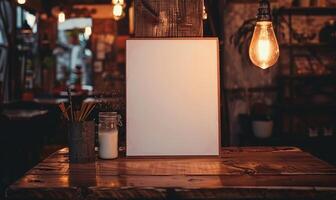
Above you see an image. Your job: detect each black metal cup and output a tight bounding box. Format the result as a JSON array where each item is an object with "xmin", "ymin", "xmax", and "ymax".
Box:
[{"xmin": 67, "ymin": 121, "xmax": 95, "ymax": 163}]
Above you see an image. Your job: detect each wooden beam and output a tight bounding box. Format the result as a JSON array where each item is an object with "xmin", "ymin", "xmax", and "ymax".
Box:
[{"xmin": 134, "ymin": 0, "xmax": 203, "ymax": 37}]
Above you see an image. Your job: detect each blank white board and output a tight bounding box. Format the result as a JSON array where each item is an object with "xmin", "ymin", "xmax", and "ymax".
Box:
[{"xmin": 126, "ymin": 38, "xmax": 220, "ymax": 156}]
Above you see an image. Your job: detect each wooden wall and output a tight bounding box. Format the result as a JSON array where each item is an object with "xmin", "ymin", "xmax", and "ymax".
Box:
[{"xmin": 134, "ymin": 0, "xmax": 203, "ymax": 37}]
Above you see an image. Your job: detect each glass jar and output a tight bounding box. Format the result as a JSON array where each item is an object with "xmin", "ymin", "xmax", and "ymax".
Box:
[{"xmin": 98, "ymin": 112, "xmax": 122, "ymax": 159}]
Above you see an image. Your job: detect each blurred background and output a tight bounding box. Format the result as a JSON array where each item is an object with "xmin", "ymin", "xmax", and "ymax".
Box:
[{"xmin": 0, "ymin": 0, "xmax": 336, "ymax": 197}]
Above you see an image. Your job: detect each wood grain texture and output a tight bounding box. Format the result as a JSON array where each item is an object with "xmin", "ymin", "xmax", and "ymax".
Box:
[
  {"xmin": 134, "ymin": 0, "xmax": 203, "ymax": 37},
  {"xmin": 6, "ymin": 147, "xmax": 336, "ymax": 200}
]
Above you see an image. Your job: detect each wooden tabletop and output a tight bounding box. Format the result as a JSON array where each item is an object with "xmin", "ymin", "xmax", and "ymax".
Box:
[{"xmin": 6, "ymin": 147, "xmax": 336, "ymax": 200}]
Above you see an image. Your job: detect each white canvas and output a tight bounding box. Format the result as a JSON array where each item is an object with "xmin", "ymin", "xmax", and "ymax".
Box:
[{"xmin": 126, "ymin": 38, "xmax": 220, "ymax": 156}]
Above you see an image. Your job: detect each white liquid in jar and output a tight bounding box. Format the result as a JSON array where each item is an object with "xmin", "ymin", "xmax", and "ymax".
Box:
[{"xmin": 98, "ymin": 130, "xmax": 118, "ymax": 159}]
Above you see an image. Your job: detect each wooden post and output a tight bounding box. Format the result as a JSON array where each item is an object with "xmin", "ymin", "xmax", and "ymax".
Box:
[{"xmin": 134, "ymin": 0, "xmax": 203, "ymax": 37}]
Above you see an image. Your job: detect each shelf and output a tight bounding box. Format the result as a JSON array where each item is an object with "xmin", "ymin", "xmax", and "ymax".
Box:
[
  {"xmin": 274, "ymin": 6, "xmax": 336, "ymax": 151},
  {"xmin": 242, "ymin": 134, "xmax": 336, "ymax": 147},
  {"xmin": 280, "ymin": 43, "xmax": 336, "ymax": 49},
  {"xmin": 278, "ymin": 103, "xmax": 336, "ymax": 112},
  {"xmin": 224, "ymin": 87, "xmax": 277, "ymax": 93},
  {"xmin": 278, "ymin": 74, "xmax": 336, "ymax": 81},
  {"xmin": 274, "ymin": 7, "xmax": 336, "ymax": 16}
]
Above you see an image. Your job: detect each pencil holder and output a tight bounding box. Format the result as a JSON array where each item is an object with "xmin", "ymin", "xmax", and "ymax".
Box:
[{"xmin": 67, "ymin": 121, "xmax": 95, "ymax": 163}]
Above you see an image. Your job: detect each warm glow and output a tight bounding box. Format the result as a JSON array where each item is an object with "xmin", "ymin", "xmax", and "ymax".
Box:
[
  {"xmin": 113, "ymin": 4, "xmax": 123, "ymax": 18},
  {"xmin": 249, "ymin": 21, "xmax": 279, "ymax": 69},
  {"xmin": 202, "ymin": 6, "xmax": 207, "ymax": 20},
  {"xmin": 58, "ymin": 11, "xmax": 65, "ymax": 23},
  {"xmin": 84, "ymin": 26, "xmax": 92, "ymax": 39},
  {"xmin": 129, "ymin": 3, "xmax": 134, "ymax": 34},
  {"xmin": 17, "ymin": 0, "xmax": 26, "ymax": 5}
]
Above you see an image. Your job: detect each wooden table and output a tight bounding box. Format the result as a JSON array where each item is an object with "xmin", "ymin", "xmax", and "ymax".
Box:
[{"xmin": 6, "ymin": 147, "xmax": 336, "ymax": 200}]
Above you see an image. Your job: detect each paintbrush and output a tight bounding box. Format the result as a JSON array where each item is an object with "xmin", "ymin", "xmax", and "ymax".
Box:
[
  {"xmin": 78, "ymin": 102, "xmax": 85, "ymax": 121},
  {"xmin": 80, "ymin": 102, "xmax": 91, "ymax": 121},
  {"xmin": 58, "ymin": 102, "xmax": 69, "ymax": 120},
  {"xmin": 59, "ymin": 105, "xmax": 70, "ymax": 120},
  {"xmin": 67, "ymin": 87, "xmax": 74, "ymax": 122},
  {"xmin": 78, "ymin": 102, "xmax": 94, "ymax": 121},
  {"xmin": 82, "ymin": 103, "xmax": 95, "ymax": 121}
]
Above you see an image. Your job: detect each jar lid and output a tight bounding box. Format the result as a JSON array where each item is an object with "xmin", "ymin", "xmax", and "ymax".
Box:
[
  {"xmin": 99, "ymin": 112, "xmax": 118, "ymax": 117},
  {"xmin": 99, "ymin": 112, "xmax": 122, "ymax": 126}
]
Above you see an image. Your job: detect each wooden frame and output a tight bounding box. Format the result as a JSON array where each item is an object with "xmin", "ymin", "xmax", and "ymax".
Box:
[{"xmin": 126, "ymin": 38, "xmax": 221, "ymax": 157}]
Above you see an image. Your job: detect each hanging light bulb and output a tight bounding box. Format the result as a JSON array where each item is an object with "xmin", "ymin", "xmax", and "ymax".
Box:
[
  {"xmin": 112, "ymin": 0, "xmax": 125, "ymax": 5},
  {"xmin": 84, "ymin": 26, "xmax": 92, "ymax": 39},
  {"xmin": 112, "ymin": 4, "xmax": 124, "ymax": 20},
  {"xmin": 17, "ymin": 0, "xmax": 26, "ymax": 5},
  {"xmin": 58, "ymin": 11, "xmax": 65, "ymax": 23},
  {"xmin": 249, "ymin": 0, "xmax": 279, "ymax": 69}
]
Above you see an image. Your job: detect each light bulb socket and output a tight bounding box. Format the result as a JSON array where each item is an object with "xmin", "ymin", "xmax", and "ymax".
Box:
[{"xmin": 257, "ymin": 0, "xmax": 272, "ymax": 21}]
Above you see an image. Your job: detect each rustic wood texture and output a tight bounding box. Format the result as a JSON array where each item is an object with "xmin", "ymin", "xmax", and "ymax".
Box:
[
  {"xmin": 6, "ymin": 147, "xmax": 336, "ymax": 200},
  {"xmin": 134, "ymin": 0, "xmax": 203, "ymax": 37}
]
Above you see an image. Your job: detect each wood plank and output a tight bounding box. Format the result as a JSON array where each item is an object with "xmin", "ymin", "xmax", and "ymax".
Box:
[
  {"xmin": 6, "ymin": 186, "xmax": 81, "ymax": 200},
  {"xmin": 6, "ymin": 147, "xmax": 336, "ymax": 200},
  {"xmin": 28, "ymin": 156, "xmax": 336, "ymax": 176},
  {"xmin": 8, "ymin": 175, "xmax": 336, "ymax": 199},
  {"xmin": 27, "ymin": 148, "xmax": 336, "ymax": 177},
  {"xmin": 10, "ymin": 174, "xmax": 336, "ymax": 188},
  {"xmin": 134, "ymin": 0, "xmax": 203, "ymax": 37},
  {"xmin": 87, "ymin": 187, "xmax": 336, "ymax": 200}
]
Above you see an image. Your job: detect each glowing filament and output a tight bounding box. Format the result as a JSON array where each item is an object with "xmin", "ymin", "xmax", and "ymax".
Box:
[{"xmin": 58, "ymin": 11, "xmax": 65, "ymax": 23}]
